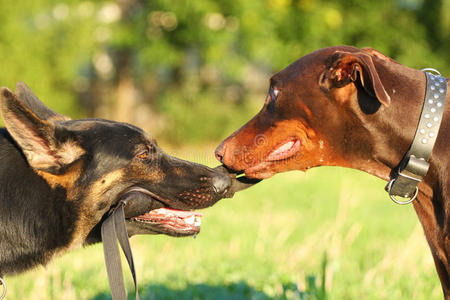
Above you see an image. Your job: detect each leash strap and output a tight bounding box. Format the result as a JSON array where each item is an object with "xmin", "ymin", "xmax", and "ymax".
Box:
[
  {"xmin": 386, "ymin": 70, "xmax": 447, "ymax": 204},
  {"xmin": 99, "ymin": 169, "xmax": 256, "ymax": 299},
  {"xmin": 102, "ymin": 203, "xmax": 140, "ymax": 300}
]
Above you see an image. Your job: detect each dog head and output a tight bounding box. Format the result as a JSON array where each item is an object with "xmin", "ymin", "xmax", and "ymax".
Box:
[
  {"xmin": 215, "ymin": 46, "xmax": 423, "ymax": 179},
  {"xmin": 0, "ymin": 83, "xmax": 232, "ymax": 246}
]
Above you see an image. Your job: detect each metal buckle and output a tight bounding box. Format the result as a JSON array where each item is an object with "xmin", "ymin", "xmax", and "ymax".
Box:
[
  {"xmin": 386, "ymin": 178, "xmax": 419, "ymax": 205},
  {"xmin": 386, "ymin": 68, "xmax": 446, "ymax": 205},
  {"xmin": 421, "ymin": 68, "xmax": 441, "ymax": 75},
  {"xmin": 0, "ymin": 277, "xmax": 6, "ymax": 300}
]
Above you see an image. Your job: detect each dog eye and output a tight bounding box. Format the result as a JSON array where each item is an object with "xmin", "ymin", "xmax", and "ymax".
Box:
[
  {"xmin": 137, "ymin": 150, "xmax": 149, "ymax": 160},
  {"xmin": 137, "ymin": 145, "xmax": 155, "ymax": 160},
  {"xmin": 269, "ymin": 86, "xmax": 279, "ymax": 102},
  {"xmin": 273, "ymin": 87, "xmax": 279, "ymax": 97},
  {"xmin": 267, "ymin": 86, "xmax": 279, "ymax": 111}
]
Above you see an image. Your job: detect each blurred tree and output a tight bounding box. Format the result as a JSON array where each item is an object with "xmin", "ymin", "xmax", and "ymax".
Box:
[
  {"xmin": 0, "ymin": 0, "xmax": 98, "ymax": 117},
  {"xmin": 0, "ymin": 0, "xmax": 449, "ymax": 143},
  {"xmin": 416, "ymin": 0, "xmax": 443, "ymax": 50}
]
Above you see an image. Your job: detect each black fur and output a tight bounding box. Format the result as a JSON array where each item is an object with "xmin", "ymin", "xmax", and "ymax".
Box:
[
  {"xmin": 0, "ymin": 128, "xmax": 79, "ymax": 274},
  {"xmin": 0, "ymin": 83, "xmax": 231, "ymax": 275}
]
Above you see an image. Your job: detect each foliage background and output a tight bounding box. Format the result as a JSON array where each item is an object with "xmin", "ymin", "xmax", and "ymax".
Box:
[
  {"xmin": 1, "ymin": 0, "xmax": 449, "ymax": 299},
  {"xmin": 1, "ymin": 0, "xmax": 449, "ymax": 144}
]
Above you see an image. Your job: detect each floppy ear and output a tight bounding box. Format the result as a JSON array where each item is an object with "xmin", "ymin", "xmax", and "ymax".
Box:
[
  {"xmin": 0, "ymin": 86, "xmax": 83, "ymax": 174},
  {"xmin": 320, "ymin": 50, "xmax": 391, "ymax": 106}
]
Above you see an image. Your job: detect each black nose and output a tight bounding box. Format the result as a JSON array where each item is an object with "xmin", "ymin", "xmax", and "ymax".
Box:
[{"xmin": 212, "ymin": 173, "xmax": 232, "ymax": 195}]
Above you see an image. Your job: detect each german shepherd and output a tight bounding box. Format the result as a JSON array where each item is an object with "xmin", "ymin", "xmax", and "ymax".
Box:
[{"xmin": 0, "ymin": 82, "xmax": 231, "ymax": 276}]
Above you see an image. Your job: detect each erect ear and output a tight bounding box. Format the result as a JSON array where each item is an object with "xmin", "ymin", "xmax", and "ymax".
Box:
[
  {"xmin": 15, "ymin": 82, "xmax": 71, "ymax": 122},
  {"xmin": 0, "ymin": 86, "xmax": 83, "ymax": 174},
  {"xmin": 319, "ymin": 50, "xmax": 391, "ymax": 106}
]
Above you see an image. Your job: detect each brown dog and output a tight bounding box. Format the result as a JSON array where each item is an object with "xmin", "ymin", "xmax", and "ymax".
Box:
[{"xmin": 215, "ymin": 46, "xmax": 449, "ymax": 297}]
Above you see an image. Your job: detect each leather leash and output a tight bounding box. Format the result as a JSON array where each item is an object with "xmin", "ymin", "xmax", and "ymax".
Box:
[
  {"xmin": 102, "ymin": 198, "xmax": 140, "ymax": 300},
  {"xmin": 386, "ymin": 69, "xmax": 447, "ymax": 204},
  {"xmin": 100, "ymin": 169, "xmax": 259, "ymax": 300}
]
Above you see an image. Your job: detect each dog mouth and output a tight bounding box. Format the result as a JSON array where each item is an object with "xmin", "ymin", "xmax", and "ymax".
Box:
[
  {"xmin": 266, "ymin": 139, "xmax": 301, "ymax": 161},
  {"xmin": 131, "ymin": 208, "xmax": 202, "ymax": 235},
  {"xmin": 244, "ymin": 138, "xmax": 301, "ymax": 178},
  {"xmin": 119, "ymin": 187, "xmax": 203, "ymax": 237}
]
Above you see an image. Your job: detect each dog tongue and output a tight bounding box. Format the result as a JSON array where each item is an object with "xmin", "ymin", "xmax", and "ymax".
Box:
[{"xmin": 134, "ymin": 208, "xmax": 203, "ymax": 227}]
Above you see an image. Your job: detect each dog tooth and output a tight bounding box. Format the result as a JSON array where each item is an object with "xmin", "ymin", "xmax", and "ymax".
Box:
[
  {"xmin": 194, "ymin": 216, "xmax": 201, "ymax": 227},
  {"xmin": 184, "ymin": 215, "xmax": 196, "ymax": 225}
]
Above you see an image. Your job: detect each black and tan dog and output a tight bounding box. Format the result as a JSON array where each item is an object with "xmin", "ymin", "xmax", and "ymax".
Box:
[{"xmin": 0, "ymin": 82, "xmax": 231, "ymax": 276}]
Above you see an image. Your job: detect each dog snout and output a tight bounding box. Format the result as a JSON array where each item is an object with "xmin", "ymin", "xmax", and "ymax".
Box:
[
  {"xmin": 211, "ymin": 173, "xmax": 232, "ymax": 195},
  {"xmin": 215, "ymin": 142, "xmax": 226, "ymax": 163}
]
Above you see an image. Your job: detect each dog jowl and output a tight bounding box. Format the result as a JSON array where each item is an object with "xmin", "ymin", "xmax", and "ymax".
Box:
[{"xmin": 0, "ymin": 82, "xmax": 231, "ymax": 275}]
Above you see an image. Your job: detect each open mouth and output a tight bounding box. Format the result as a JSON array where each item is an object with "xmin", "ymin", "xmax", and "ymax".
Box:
[
  {"xmin": 117, "ymin": 168, "xmax": 258, "ymax": 237},
  {"xmin": 120, "ymin": 187, "xmax": 203, "ymax": 237},
  {"xmin": 132, "ymin": 208, "xmax": 202, "ymax": 234}
]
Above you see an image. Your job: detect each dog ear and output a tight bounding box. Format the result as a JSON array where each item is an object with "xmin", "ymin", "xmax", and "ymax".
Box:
[
  {"xmin": 15, "ymin": 82, "xmax": 71, "ymax": 122},
  {"xmin": 320, "ymin": 50, "xmax": 391, "ymax": 106},
  {"xmin": 0, "ymin": 87, "xmax": 83, "ymax": 174}
]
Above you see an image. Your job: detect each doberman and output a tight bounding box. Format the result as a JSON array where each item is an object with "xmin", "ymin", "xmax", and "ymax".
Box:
[
  {"xmin": 215, "ymin": 46, "xmax": 449, "ymax": 297},
  {"xmin": 0, "ymin": 82, "xmax": 232, "ymax": 276}
]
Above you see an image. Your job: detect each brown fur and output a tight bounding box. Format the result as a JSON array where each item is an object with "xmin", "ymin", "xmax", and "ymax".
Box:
[{"xmin": 216, "ymin": 46, "xmax": 449, "ymax": 298}]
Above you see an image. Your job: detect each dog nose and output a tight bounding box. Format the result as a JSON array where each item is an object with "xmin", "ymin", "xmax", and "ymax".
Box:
[
  {"xmin": 215, "ymin": 142, "xmax": 226, "ymax": 163},
  {"xmin": 212, "ymin": 173, "xmax": 231, "ymax": 195}
]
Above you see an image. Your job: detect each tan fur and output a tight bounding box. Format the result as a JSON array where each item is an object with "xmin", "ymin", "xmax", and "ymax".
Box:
[
  {"xmin": 36, "ymin": 160, "xmax": 83, "ymax": 197},
  {"xmin": 67, "ymin": 169, "xmax": 126, "ymax": 251},
  {"xmin": 56, "ymin": 140, "xmax": 85, "ymax": 165}
]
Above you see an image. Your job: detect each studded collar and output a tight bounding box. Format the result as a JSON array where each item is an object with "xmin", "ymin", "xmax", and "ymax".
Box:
[{"xmin": 386, "ymin": 69, "xmax": 447, "ymax": 204}]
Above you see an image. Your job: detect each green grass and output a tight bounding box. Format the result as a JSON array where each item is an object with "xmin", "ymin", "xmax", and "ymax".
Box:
[{"xmin": 3, "ymin": 147, "xmax": 442, "ymax": 300}]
